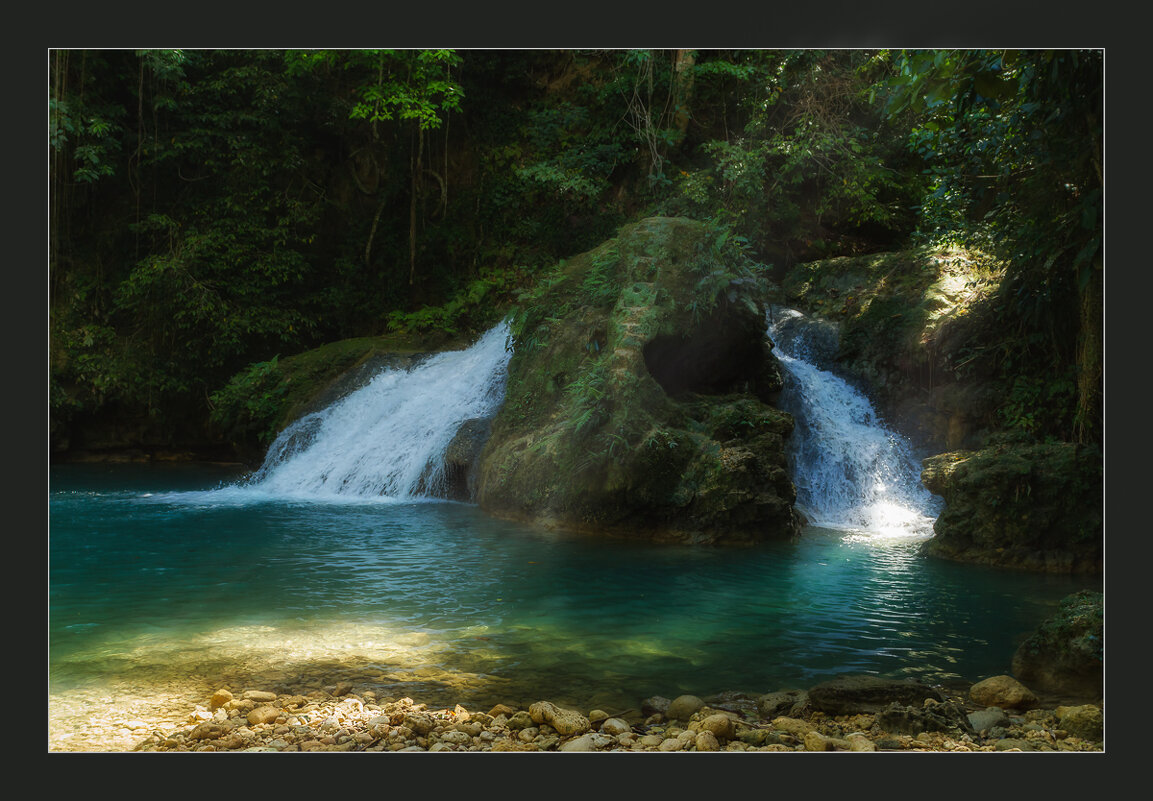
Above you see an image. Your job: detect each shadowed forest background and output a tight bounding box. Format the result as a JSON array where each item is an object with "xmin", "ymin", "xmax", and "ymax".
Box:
[{"xmin": 48, "ymin": 49, "xmax": 1102, "ymax": 460}]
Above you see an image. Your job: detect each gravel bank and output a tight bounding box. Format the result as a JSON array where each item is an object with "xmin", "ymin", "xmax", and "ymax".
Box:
[{"xmin": 50, "ymin": 675, "xmax": 1104, "ymax": 753}]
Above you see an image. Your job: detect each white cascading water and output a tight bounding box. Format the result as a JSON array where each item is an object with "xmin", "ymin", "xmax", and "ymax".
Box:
[
  {"xmin": 244, "ymin": 320, "xmax": 513, "ymax": 502},
  {"xmin": 767, "ymin": 307, "xmax": 941, "ymax": 537}
]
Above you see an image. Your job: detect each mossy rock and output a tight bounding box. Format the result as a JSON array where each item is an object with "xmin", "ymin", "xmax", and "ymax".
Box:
[
  {"xmin": 779, "ymin": 246, "xmax": 1005, "ymax": 452},
  {"xmin": 1011, "ymin": 590, "xmax": 1103, "ymax": 702},
  {"xmin": 477, "ymin": 217, "xmax": 801, "ymax": 544},
  {"xmin": 920, "ymin": 442, "xmax": 1103, "ymax": 572}
]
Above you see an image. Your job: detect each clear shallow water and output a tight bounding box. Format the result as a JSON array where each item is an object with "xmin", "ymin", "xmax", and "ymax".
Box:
[{"xmin": 49, "ymin": 463, "xmax": 1100, "ymax": 713}]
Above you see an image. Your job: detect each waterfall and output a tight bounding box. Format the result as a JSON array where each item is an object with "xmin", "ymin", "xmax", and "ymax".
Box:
[
  {"xmin": 767, "ymin": 307, "xmax": 941, "ymax": 537},
  {"xmin": 244, "ymin": 320, "xmax": 513, "ymax": 502}
]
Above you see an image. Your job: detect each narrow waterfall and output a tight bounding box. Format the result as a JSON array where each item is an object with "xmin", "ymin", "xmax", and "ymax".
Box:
[
  {"xmin": 245, "ymin": 320, "xmax": 513, "ymax": 501},
  {"xmin": 767, "ymin": 307, "xmax": 941, "ymax": 536}
]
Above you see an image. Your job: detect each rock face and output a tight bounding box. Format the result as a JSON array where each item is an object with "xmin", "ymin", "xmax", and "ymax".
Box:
[
  {"xmin": 439, "ymin": 418, "xmax": 494, "ymax": 502},
  {"xmin": 477, "ymin": 217, "xmax": 802, "ymax": 544},
  {"xmin": 920, "ymin": 442, "xmax": 1103, "ymax": 572},
  {"xmin": 778, "ymin": 246, "xmax": 1005, "ymax": 453},
  {"xmin": 1011, "ymin": 590, "xmax": 1104, "ymax": 701}
]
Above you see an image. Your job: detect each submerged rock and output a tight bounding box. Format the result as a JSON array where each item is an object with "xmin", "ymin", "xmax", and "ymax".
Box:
[
  {"xmin": 666, "ymin": 694, "xmax": 706, "ymax": 721},
  {"xmin": 874, "ymin": 701, "xmax": 974, "ymax": 737},
  {"xmin": 477, "ymin": 217, "xmax": 801, "ymax": 544},
  {"xmin": 807, "ymin": 675, "xmax": 945, "ymax": 715}
]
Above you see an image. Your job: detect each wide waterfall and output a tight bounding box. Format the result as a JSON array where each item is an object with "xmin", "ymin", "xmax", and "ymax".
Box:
[
  {"xmin": 244, "ymin": 320, "xmax": 513, "ymax": 501},
  {"xmin": 767, "ymin": 307, "xmax": 941, "ymax": 536}
]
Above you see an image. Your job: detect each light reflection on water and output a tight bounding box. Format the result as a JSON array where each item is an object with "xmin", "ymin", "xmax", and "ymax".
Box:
[{"xmin": 49, "ymin": 464, "xmax": 1099, "ymax": 711}]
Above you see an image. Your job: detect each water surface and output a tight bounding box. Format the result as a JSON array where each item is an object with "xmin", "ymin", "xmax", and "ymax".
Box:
[{"xmin": 49, "ymin": 462, "xmax": 1098, "ymax": 714}]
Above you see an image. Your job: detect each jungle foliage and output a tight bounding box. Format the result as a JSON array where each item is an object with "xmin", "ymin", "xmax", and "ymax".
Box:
[{"xmin": 48, "ymin": 48, "xmax": 1103, "ymax": 454}]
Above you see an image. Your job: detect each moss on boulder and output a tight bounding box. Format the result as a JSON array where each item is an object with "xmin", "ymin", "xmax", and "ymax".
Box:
[
  {"xmin": 920, "ymin": 442, "xmax": 1102, "ymax": 573},
  {"xmin": 476, "ymin": 217, "xmax": 801, "ymax": 544},
  {"xmin": 778, "ymin": 246, "xmax": 1005, "ymax": 452},
  {"xmin": 1011, "ymin": 590, "xmax": 1104, "ymax": 702}
]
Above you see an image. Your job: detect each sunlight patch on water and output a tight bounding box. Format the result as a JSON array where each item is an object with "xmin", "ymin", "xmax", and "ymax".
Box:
[{"xmin": 841, "ymin": 501, "xmax": 937, "ymax": 542}]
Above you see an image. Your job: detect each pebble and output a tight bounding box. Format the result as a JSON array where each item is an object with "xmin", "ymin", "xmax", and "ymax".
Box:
[{"xmin": 50, "ymin": 678, "xmax": 1105, "ymax": 754}]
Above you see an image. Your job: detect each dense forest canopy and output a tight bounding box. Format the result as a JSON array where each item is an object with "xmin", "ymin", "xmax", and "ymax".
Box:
[{"xmin": 48, "ymin": 48, "xmax": 1103, "ymax": 455}]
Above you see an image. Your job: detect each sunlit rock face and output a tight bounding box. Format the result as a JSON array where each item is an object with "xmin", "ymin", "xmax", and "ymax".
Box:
[
  {"xmin": 476, "ymin": 217, "xmax": 801, "ymax": 544},
  {"xmin": 920, "ymin": 442, "xmax": 1102, "ymax": 573},
  {"xmin": 778, "ymin": 246, "xmax": 1006, "ymax": 454}
]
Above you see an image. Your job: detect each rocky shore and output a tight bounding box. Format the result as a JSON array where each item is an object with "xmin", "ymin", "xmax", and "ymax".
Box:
[{"xmin": 58, "ymin": 673, "xmax": 1103, "ymax": 754}]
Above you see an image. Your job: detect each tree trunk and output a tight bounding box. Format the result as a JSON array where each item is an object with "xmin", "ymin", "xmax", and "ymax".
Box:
[
  {"xmin": 672, "ymin": 49, "xmax": 695, "ymax": 142},
  {"xmin": 1074, "ymin": 252, "xmax": 1103, "ymax": 445},
  {"xmin": 409, "ymin": 127, "xmax": 423, "ymax": 285}
]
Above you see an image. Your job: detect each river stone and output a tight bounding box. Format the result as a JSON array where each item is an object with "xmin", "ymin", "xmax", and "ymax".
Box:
[
  {"xmin": 455, "ymin": 721, "xmax": 484, "ymax": 737},
  {"xmin": 698, "ymin": 713, "xmax": 735, "ymax": 740},
  {"xmin": 969, "ymin": 675, "xmax": 1037, "ymax": 709},
  {"xmin": 188, "ymin": 723, "xmax": 225, "ymax": 741},
  {"xmin": 967, "ymin": 707, "xmax": 1010, "ymax": 733},
  {"xmin": 808, "ymin": 675, "xmax": 946, "ymax": 715},
  {"xmin": 601, "ymin": 718, "xmax": 631, "ymax": 737},
  {"xmin": 208, "ymin": 689, "xmax": 233, "ymax": 710},
  {"xmin": 757, "ymin": 689, "xmax": 807, "ymax": 718},
  {"xmin": 804, "ymin": 731, "xmax": 836, "ymax": 751},
  {"xmin": 243, "ymin": 690, "xmax": 278, "ymax": 703},
  {"xmin": 666, "ymin": 694, "xmax": 706, "ymax": 721},
  {"xmin": 642, "ymin": 696, "xmax": 671, "ymax": 717},
  {"xmin": 994, "ymin": 738, "xmax": 1042, "ymax": 751},
  {"xmin": 404, "ymin": 713, "xmax": 435, "ymax": 735},
  {"xmin": 439, "ymin": 730, "xmax": 471, "ymax": 745},
  {"xmin": 875, "ymin": 701, "xmax": 974, "ymax": 736},
  {"xmin": 695, "ymin": 731, "xmax": 720, "ymax": 751},
  {"xmin": 528, "ymin": 701, "xmax": 591, "ymax": 737},
  {"xmin": 1056, "ymin": 704, "xmax": 1104, "ymax": 741},
  {"xmin": 247, "ymin": 706, "xmax": 281, "ymax": 726},
  {"xmin": 846, "ymin": 732, "xmax": 877, "ymax": 751},
  {"xmin": 560, "ymin": 734, "xmax": 597, "ymax": 752},
  {"xmin": 507, "ymin": 711, "xmax": 534, "ymax": 730},
  {"xmin": 771, "ymin": 716, "xmax": 812, "ymax": 736}
]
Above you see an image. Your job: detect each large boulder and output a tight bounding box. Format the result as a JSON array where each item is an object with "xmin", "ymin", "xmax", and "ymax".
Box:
[
  {"xmin": 1011, "ymin": 590, "xmax": 1104, "ymax": 702},
  {"xmin": 477, "ymin": 217, "xmax": 802, "ymax": 544},
  {"xmin": 920, "ymin": 442, "xmax": 1102, "ymax": 572}
]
